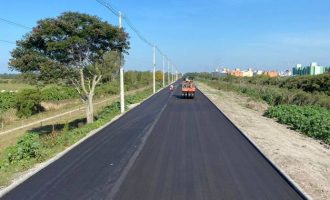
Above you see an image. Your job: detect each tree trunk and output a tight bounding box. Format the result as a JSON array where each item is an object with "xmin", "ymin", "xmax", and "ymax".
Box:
[
  {"xmin": 85, "ymin": 94, "xmax": 94, "ymax": 123},
  {"xmin": 77, "ymin": 68, "xmax": 102, "ymax": 124}
]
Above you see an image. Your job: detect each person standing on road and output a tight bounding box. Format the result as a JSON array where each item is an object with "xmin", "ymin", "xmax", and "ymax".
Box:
[{"xmin": 170, "ymin": 84, "xmax": 174, "ymax": 93}]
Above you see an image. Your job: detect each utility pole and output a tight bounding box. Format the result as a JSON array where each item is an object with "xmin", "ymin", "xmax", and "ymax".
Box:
[
  {"xmin": 153, "ymin": 45, "xmax": 156, "ymax": 94},
  {"xmin": 176, "ymin": 70, "xmax": 178, "ymax": 81},
  {"xmin": 119, "ymin": 11, "xmax": 125, "ymax": 114},
  {"xmin": 172, "ymin": 64, "xmax": 174, "ymax": 83},
  {"xmin": 162, "ymin": 55, "xmax": 165, "ymax": 87},
  {"xmin": 167, "ymin": 59, "xmax": 170, "ymax": 85}
]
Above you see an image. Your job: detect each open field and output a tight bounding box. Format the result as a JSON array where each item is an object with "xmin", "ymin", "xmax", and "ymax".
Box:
[{"xmin": 0, "ymin": 82, "xmax": 35, "ymax": 92}]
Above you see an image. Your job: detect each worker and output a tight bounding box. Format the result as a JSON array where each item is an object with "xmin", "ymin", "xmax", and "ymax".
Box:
[{"xmin": 170, "ymin": 84, "xmax": 174, "ymax": 92}]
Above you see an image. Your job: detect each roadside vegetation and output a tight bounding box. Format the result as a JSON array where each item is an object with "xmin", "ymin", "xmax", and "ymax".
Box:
[
  {"xmin": 0, "ymin": 11, "xmax": 168, "ymax": 188},
  {"xmin": 265, "ymin": 105, "xmax": 330, "ymax": 144},
  {"xmin": 0, "ymin": 71, "xmax": 160, "ymax": 127},
  {"xmin": 189, "ymin": 73, "xmax": 330, "ymax": 145}
]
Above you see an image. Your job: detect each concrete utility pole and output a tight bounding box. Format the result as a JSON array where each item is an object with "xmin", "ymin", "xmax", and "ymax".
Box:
[
  {"xmin": 167, "ymin": 59, "xmax": 170, "ymax": 84},
  {"xmin": 176, "ymin": 70, "xmax": 178, "ymax": 81},
  {"xmin": 162, "ymin": 55, "xmax": 165, "ymax": 87},
  {"xmin": 153, "ymin": 45, "xmax": 156, "ymax": 94},
  {"xmin": 119, "ymin": 11, "xmax": 125, "ymax": 114},
  {"xmin": 172, "ymin": 64, "xmax": 174, "ymax": 83}
]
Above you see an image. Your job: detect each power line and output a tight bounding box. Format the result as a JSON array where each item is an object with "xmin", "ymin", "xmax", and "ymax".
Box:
[
  {"xmin": 0, "ymin": 17, "xmax": 32, "ymax": 30},
  {"xmin": 0, "ymin": 39, "xmax": 16, "ymax": 45},
  {"xmin": 95, "ymin": 0, "xmax": 120, "ymax": 17},
  {"xmin": 123, "ymin": 15, "xmax": 153, "ymax": 47},
  {"xmin": 95, "ymin": 0, "xmax": 180, "ymax": 73}
]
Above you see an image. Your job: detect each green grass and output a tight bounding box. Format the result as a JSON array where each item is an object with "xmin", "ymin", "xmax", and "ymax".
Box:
[{"xmin": 0, "ymin": 82, "xmax": 35, "ymax": 92}]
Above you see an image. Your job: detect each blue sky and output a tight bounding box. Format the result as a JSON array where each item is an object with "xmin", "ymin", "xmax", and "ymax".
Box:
[{"xmin": 1, "ymin": 0, "xmax": 330, "ymax": 73}]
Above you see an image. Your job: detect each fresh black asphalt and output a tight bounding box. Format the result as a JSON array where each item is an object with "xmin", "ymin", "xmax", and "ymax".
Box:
[{"xmin": 1, "ymin": 83, "xmax": 307, "ymax": 200}]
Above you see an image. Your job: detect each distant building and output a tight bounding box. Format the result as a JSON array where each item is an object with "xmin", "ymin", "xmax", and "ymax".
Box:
[
  {"xmin": 263, "ymin": 71, "xmax": 279, "ymax": 77},
  {"xmin": 242, "ymin": 68, "xmax": 253, "ymax": 77},
  {"xmin": 279, "ymin": 70, "xmax": 292, "ymax": 77},
  {"xmin": 229, "ymin": 69, "xmax": 243, "ymax": 77},
  {"xmin": 228, "ymin": 68, "xmax": 253, "ymax": 77},
  {"xmin": 212, "ymin": 67, "xmax": 229, "ymax": 77},
  {"xmin": 293, "ymin": 62, "xmax": 328, "ymax": 75},
  {"xmin": 253, "ymin": 70, "xmax": 263, "ymax": 76}
]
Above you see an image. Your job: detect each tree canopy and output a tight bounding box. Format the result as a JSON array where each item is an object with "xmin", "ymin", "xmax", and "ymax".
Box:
[
  {"xmin": 9, "ymin": 12, "xmax": 129, "ymax": 83},
  {"xmin": 9, "ymin": 12, "xmax": 130, "ymax": 123}
]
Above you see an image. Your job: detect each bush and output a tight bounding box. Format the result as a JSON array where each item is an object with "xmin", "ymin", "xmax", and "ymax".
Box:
[
  {"xmin": 4, "ymin": 134, "xmax": 42, "ymax": 165},
  {"xmin": 265, "ymin": 105, "xmax": 330, "ymax": 144},
  {"xmin": 41, "ymin": 85, "xmax": 78, "ymax": 101},
  {"xmin": 204, "ymin": 79, "xmax": 330, "ymax": 109},
  {"xmin": 0, "ymin": 92, "xmax": 16, "ymax": 113},
  {"xmin": 15, "ymin": 89, "xmax": 42, "ymax": 118},
  {"xmin": 97, "ymin": 101, "xmax": 121, "ymax": 120},
  {"xmin": 95, "ymin": 82, "xmax": 119, "ymax": 96}
]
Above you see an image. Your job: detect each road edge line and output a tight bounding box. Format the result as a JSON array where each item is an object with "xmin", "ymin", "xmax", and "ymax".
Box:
[
  {"xmin": 0, "ymin": 86, "xmax": 167, "ymax": 198},
  {"xmin": 198, "ymin": 88, "xmax": 312, "ymax": 200}
]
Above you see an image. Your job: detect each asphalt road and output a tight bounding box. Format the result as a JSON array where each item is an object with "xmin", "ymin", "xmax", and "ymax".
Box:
[
  {"xmin": 1, "ymin": 86, "xmax": 171, "ymax": 200},
  {"xmin": 2, "ymin": 83, "xmax": 307, "ymax": 200}
]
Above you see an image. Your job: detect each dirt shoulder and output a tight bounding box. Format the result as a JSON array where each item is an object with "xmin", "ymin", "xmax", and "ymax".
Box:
[{"xmin": 197, "ymin": 82, "xmax": 330, "ymax": 200}]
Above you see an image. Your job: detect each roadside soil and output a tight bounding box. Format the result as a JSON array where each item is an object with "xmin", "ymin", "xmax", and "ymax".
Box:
[{"xmin": 198, "ymin": 82, "xmax": 330, "ymax": 200}]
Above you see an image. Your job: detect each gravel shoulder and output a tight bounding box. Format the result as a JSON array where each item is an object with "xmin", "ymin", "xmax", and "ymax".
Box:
[{"xmin": 198, "ymin": 82, "xmax": 330, "ymax": 200}]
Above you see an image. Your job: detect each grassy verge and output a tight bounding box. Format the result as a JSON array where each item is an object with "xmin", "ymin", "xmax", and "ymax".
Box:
[
  {"xmin": 0, "ymin": 87, "xmax": 153, "ymax": 187},
  {"xmin": 200, "ymin": 79, "xmax": 330, "ymax": 109},
  {"xmin": 264, "ymin": 105, "xmax": 330, "ymax": 145}
]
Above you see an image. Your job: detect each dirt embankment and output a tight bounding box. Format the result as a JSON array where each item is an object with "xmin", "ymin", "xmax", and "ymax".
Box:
[{"xmin": 198, "ymin": 82, "xmax": 330, "ymax": 200}]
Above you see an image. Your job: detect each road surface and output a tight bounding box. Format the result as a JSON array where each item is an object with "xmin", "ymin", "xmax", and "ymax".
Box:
[{"xmin": 1, "ymin": 83, "xmax": 307, "ymax": 200}]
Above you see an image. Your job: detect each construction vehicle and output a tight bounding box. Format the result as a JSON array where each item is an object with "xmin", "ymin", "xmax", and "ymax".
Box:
[{"xmin": 181, "ymin": 79, "xmax": 196, "ymax": 98}]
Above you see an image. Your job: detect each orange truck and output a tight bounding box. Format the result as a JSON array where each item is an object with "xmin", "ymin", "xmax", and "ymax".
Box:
[{"xmin": 181, "ymin": 80, "xmax": 196, "ymax": 98}]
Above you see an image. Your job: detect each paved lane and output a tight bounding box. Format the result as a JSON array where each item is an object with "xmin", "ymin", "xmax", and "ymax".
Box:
[
  {"xmin": 1, "ymin": 87, "xmax": 172, "ymax": 200},
  {"xmin": 2, "ymin": 84, "xmax": 306, "ymax": 200},
  {"xmin": 114, "ymin": 88, "xmax": 306, "ymax": 200}
]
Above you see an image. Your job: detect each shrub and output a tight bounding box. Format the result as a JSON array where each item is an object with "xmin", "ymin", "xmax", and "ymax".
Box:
[
  {"xmin": 97, "ymin": 101, "xmax": 121, "ymax": 120},
  {"xmin": 0, "ymin": 92, "xmax": 16, "ymax": 113},
  {"xmin": 15, "ymin": 89, "xmax": 42, "ymax": 118},
  {"xmin": 204, "ymin": 79, "xmax": 330, "ymax": 109},
  {"xmin": 265, "ymin": 105, "xmax": 330, "ymax": 144},
  {"xmin": 4, "ymin": 134, "xmax": 42, "ymax": 165},
  {"xmin": 95, "ymin": 82, "xmax": 119, "ymax": 96},
  {"xmin": 41, "ymin": 85, "xmax": 78, "ymax": 101}
]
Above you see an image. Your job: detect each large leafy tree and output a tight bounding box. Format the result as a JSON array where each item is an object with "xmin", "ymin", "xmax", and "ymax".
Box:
[{"xmin": 9, "ymin": 12, "xmax": 129, "ymax": 123}]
